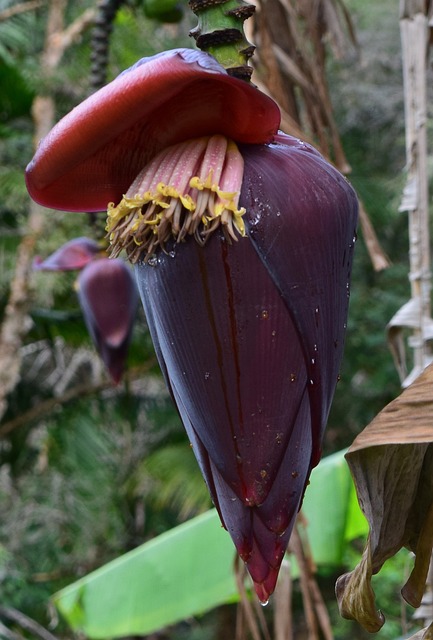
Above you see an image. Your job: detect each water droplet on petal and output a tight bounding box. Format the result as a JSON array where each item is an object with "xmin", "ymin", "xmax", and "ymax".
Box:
[
  {"xmin": 260, "ymin": 599, "xmax": 269, "ymax": 607},
  {"xmin": 261, "ymin": 309, "xmax": 269, "ymax": 319}
]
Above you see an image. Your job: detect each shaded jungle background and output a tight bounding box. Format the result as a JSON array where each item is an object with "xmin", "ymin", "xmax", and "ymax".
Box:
[{"xmin": 0, "ymin": 0, "xmax": 431, "ymax": 638}]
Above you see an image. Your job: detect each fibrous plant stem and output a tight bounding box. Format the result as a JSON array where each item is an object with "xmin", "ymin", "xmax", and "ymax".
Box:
[{"xmin": 188, "ymin": 0, "xmax": 255, "ymax": 81}]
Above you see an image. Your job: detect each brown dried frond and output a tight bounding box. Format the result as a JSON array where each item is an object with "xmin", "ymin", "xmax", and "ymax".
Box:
[
  {"xmin": 251, "ymin": 0, "xmax": 357, "ymax": 170},
  {"xmin": 250, "ymin": 0, "xmax": 391, "ymax": 271}
]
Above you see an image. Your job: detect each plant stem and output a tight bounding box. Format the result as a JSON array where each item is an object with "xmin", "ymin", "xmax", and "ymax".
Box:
[{"xmin": 188, "ymin": 0, "xmax": 255, "ymax": 80}]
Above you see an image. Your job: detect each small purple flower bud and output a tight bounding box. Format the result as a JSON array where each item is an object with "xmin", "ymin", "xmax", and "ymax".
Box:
[{"xmin": 77, "ymin": 259, "xmax": 138, "ymax": 384}]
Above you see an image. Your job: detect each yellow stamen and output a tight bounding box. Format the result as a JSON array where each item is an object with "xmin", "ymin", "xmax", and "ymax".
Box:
[{"xmin": 106, "ymin": 135, "xmax": 246, "ymax": 263}]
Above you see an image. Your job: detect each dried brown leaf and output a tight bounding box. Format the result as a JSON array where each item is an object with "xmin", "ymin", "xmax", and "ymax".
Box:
[
  {"xmin": 253, "ymin": 0, "xmax": 390, "ymax": 272},
  {"xmin": 272, "ymin": 44, "xmax": 314, "ymax": 93},
  {"xmin": 336, "ymin": 364, "xmax": 433, "ymax": 631},
  {"xmin": 407, "ymin": 622, "xmax": 433, "ymax": 639},
  {"xmin": 336, "ymin": 544, "xmax": 385, "ymax": 632},
  {"xmin": 358, "ymin": 201, "xmax": 391, "ymax": 272}
]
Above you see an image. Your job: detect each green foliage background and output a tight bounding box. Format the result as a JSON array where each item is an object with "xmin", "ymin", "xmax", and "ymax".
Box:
[{"xmin": 0, "ymin": 0, "xmax": 430, "ymax": 638}]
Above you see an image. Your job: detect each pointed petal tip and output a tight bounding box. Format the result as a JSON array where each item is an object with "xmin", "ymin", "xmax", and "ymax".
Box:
[
  {"xmin": 246, "ymin": 544, "xmax": 284, "ymax": 603},
  {"xmin": 252, "ymin": 567, "xmax": 280, "ymax": 604},
  {"xmin": 233, "ymin": 510, "xmax": 291, "ymax": 607},
  {"xmin": 107, "ymin": 362, "xmax": 123, "ymax": 385},
  {"xmin": 253, "ymin": 582, "xmax": 270, "ymax": 605}
]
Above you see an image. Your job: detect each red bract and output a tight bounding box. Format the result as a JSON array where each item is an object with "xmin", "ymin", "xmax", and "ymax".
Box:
[
  {"xmin": 26, "ymin": 49, "xmax": 279, "ymax": 212},
  {"xmin": 35, "ymin": 239, "xmax": 138, "ymax": 385},
  {"xmin": 25, "ymin": 48, "xmax": 358, "ymax": 601},
  {"xmin": 33, "ymin": 237, "xmax": 100, "ymax": 271},
  {"xmin": 77, "ymin": 259, "xmax": 138, "ymax": 385}
]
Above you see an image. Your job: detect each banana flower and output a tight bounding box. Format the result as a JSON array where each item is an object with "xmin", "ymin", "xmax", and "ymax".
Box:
[
  {"xmin": 34, "ymin": 237, "xmax": 138, "ymax": 385},
  {"xmin": 26, "ymin": 49, "xmax": 358, "ymax": 602}
]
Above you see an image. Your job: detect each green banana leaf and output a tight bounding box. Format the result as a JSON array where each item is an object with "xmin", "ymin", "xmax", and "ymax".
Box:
[
  {"xmin": 0, "ymin": 61, "xmax": 34, "ymax": 123},
  {"xmin": 53, "ymin": 449, "xmax": 367, "ymax": 638}
]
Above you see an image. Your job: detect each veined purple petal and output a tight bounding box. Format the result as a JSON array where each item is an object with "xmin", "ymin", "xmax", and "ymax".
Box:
[
  {"xmin": 136, "ymin": 236, "xmax": 310, "ymax": 504},
  {"xmin": 135, "ymin": 231, "xmax": 314, "ymax": 599},
  {"xmin": 134, "ymin": 134, "xmax": 357, "ymax": 601},
  {"xmin": 33, "ymin": 237, "xmax": 100, "ymax": 271},
  {"xmin": 241, "ymin": 133, "xmax": 358, "ymax": 467},
  {"xmin": 78, "ymin": 258, "xmax": 138, "ymax": 383}
]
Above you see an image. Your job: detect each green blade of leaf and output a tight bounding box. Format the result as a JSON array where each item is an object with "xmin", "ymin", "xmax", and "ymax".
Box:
[
  {"xmin": 303, "ymin": 449, "xmax": 368, "ymax": 565},
  {"xmin": 53, "ymin": 449, "xmax": 368, "ymax": 638},
  {"xmin": 53, "ymin": 510, "xmax": 238, "ymax": 639}
]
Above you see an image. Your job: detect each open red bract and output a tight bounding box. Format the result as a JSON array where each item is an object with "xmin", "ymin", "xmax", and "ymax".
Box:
[{"xmin": 25, "ymin": 49, "xmax": 280, "ymax": 212}]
